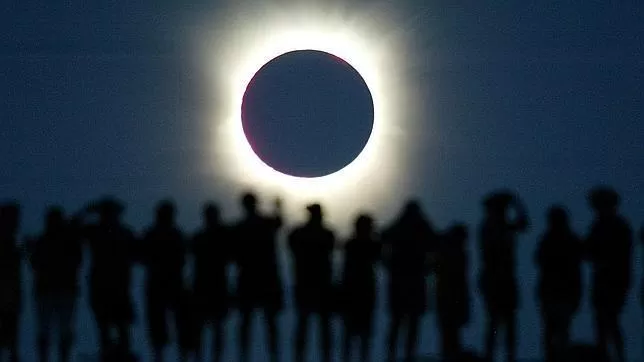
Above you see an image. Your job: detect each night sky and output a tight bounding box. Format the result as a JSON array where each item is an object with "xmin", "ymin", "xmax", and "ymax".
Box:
[{"xmin": 1, "ymin": 1, "xmax": 643, "ymax": 361}]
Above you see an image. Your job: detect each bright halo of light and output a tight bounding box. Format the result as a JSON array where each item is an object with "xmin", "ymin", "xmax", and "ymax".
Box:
[{"xmin": 196, "ymin": 1, "xmax": 420, "ymax": 226}]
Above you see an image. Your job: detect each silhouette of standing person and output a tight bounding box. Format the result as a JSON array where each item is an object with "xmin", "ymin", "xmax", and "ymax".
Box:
[
  {"xmin": 79, "ymin": 197, "xmax": 136, "ymax": 362},
  {"xmin": 27, "ymin": 207, "xmax": 83, "ymax": 362},
  {"xmin": 435, "ymin": 224, "xmax": 470, "ymax": 362},
  {"xmin": 191, "ymin": 203, "xmax": 232, "ymax": 362},
  {"xmin": 586, "ymin": 187, "xmax": 632, "ymax": 362},
  {"xmin": 140, "ymin": 200, "xmax": 186, "ymax": 362},
  {"xmin": 288, "ymin": 203, "xmax": 336, "ymax": 362},
  {"xmin": 0, "ymin": 203, "xmax": 22, "ymax": 362},
  {"xmin": 479, "ymin": 191, "xmax": 529, "ymax": 362},
  {"xmin": 382, "ymin": 200, "xmax": 438, "ymax": 362},
  {"xmin": 339, "ymin": 214, "xmax": 380, "ymax": 362},
  {"xmin": 535, "ymin": 206, "xmax": 583, "ymax": 362},
  {"xmin": 232, "ymin": 192, "xmax": 283, "ymax": 362}
]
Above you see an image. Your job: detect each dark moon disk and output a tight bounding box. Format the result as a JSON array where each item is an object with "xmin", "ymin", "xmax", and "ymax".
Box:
[{"xmin": 241, "ymin": 49, "xmax": 374, "ymax": 178}]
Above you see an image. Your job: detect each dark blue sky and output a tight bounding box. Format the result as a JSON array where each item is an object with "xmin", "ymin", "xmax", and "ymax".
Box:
[
  {"xmin": 1, "ymin": 1, "xmax": 643, "ymax": 360},
  {"xmin": 1, "ymin": 2, "xmax": 642, "ymax": 229}
]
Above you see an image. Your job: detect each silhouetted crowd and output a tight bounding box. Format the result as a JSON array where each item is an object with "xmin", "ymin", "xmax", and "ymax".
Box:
[{"xmin": 0, "ymin": 186, "xmax": 641, "ymax": 362}]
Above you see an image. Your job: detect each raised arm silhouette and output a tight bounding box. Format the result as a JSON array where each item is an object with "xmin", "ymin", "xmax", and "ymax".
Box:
[
  {"xmin": 287, "ymin": 203, "xmax": 336, "ymax": 362},
  {"xmin": 586, "ymin": 187, "xmax": 633, "ymax": 362},
  {"xmin": 535, "ymin": 206, "xmax": 583, "ymax": 362},
  {"xmin": 479, "ymin": 191, "xmax": 529, "ymax": 362},
  {"xmin": 232, "ymin": 192, "xmax": 283, "ymax": 362},
  {"xmin": 339, "ymin": 214, "xmax": 380, "ymax": 362}
]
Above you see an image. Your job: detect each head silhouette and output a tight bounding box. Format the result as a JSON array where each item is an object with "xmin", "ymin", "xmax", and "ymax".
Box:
[
  {"xmin": 401, "ymin": 199, "xmax": 423, "ymax": 222},
  {"xmin": 355, "ymin": 214, "xmax": 374, "ymax": 238},
  {"xmin": 155, "ymin": 200, "xmax": 176, "ymax": 226},
  {"xmin": 306, "ymin": 203, "xmax": 323, "ymax": 225},
  {"xmin": 483, "ymin": 191, "xmax": 514, "ymax": 222},
  {"xmin": 203, "ymin": 202, "xmax": 220, "ymax": 227},
  {"xmin": 547, "ymin": 205, "xmax": 569, "ymax": 230},
  {"xmin": 241, "ymin": 192, "xmax": 258, "ymax": 215},
  {"xmin": 45, "ymin": 206, "xmax": 65, "ymax": 232},
  {"xmin": 94, "ymin": 197, "xmax": 124, "ymax": 225},
  {"xmin": 588, "ymin": 186, "xmax": 620, "ymax": 217}
]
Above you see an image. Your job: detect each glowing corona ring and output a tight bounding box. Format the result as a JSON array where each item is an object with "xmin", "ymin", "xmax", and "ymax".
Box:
[{"xmin": 197, "ymin": 2, "xmax": 420, "ymax": 225}]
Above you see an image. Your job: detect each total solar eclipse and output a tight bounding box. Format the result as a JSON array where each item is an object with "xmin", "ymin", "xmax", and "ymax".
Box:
[{"xmin": 241, "ymin": 50, "xmax": 374, "ymax": 178}]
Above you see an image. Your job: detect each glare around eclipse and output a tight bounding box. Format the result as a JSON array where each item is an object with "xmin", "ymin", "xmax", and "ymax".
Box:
[{"xmin": 196, "ymin": 1, "xmax": 420, "ymax": 226}]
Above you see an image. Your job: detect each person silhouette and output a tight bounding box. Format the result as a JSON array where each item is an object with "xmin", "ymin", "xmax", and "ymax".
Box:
[
  {"xmin": 27, "ymin": 207, "xmax": 83, "ymax": 362},
  {"xmin": 191, "ymin": 203, "xmax": 232, "ymax": 362},
  {"xmin": 382, "ymin": 200, "xmax": 438, "ymax": 362},
  {"xmin": 339, "ymin": 214, "xmax": 380, "ymax": 362},
  {"xmin": 76, "ymin": 197, "xmax": 137, "ymax": 361},
  {"xmin": 478, "ymin": 191, "xmax": 529, "ymax": 362},
  {"xmin": 0, "ymin": 203, "xmax": 22, "ymax": 362},
  {"xmin": 140, "ymin": 200, "xmax": 186, "ymax": 362},
  {"xmin": 436, "ymin": 223, "xmax": 470, "ymax": 362},
  {"xmin": 535, "ymin": 206, "xmax": 583, "ymax": 362},
  {"xmin": 288, "ymin": 203, "xmax": 336, "ymax": 362},
  {"xmin": 585, "ymin": 187, "xmax": 632, "ymax": 362},
  {"xmin": 232, "ymin": 192, "xmax": 283, "ymax": 362}
]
